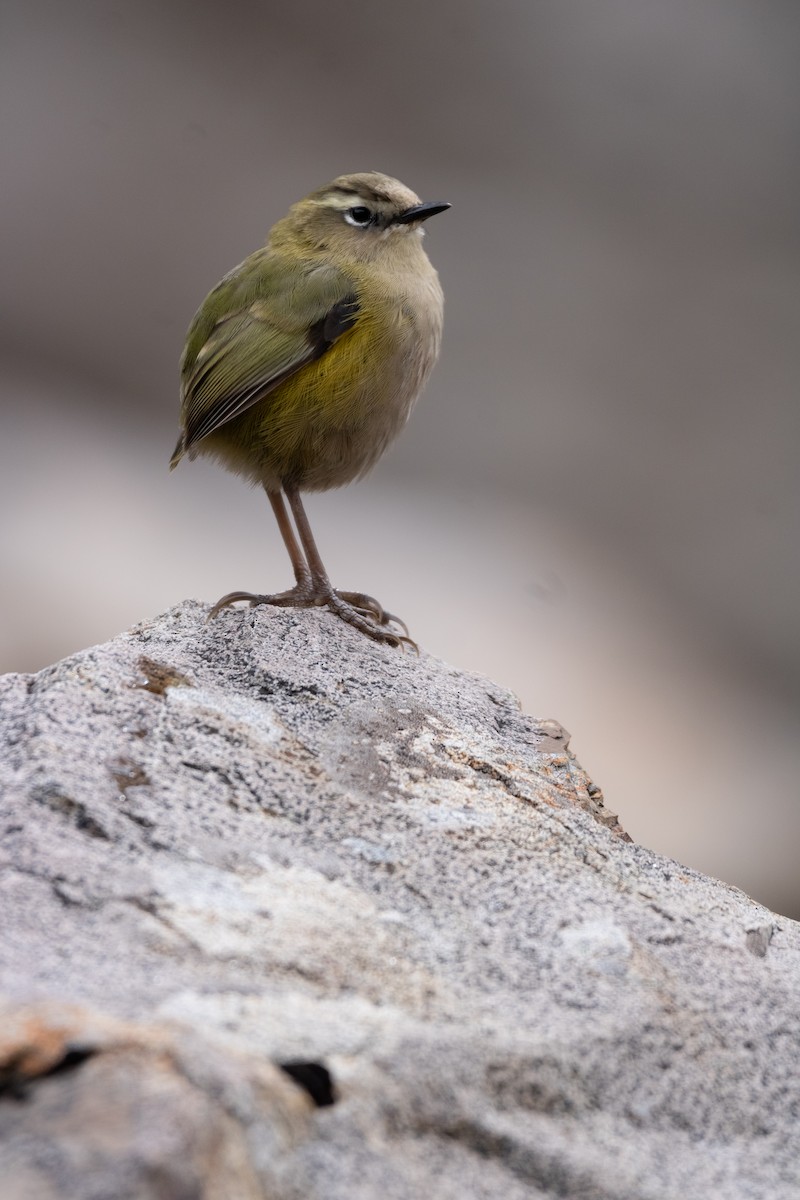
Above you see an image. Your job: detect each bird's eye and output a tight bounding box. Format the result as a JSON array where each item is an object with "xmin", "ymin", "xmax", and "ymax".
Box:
[{"xmin": 344, "ymin": 206, "xmax": 373, "ymax": 228}]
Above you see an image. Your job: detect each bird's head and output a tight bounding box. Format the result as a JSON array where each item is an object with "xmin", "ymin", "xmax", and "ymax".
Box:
[{"xmin": 274, "ymin": 172, "xmax": 450, "ymax": 262}]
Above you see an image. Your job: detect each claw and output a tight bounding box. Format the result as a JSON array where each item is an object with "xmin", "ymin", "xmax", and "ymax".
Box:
[
  {"xmin": 336, "ymin": 590, "xmax": 384, "ymax": 621},
  {"xmin": 382, "ymin": 611, "xmax": 411, "ymax": 638},
  {"xmin": 335, "ymin": 591, "xmax": 410, "ymax": 637},
  {"xmin": 208, "ymin": 589, "xmax": 302, "ymax": 619},
  {"xmin": 207, "ymin": 591, "xmax": 265, "ymax": 619}
]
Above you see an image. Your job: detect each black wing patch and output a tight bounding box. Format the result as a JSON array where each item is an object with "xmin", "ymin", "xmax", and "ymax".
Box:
[{"xmin": 308, "ymin": 296, "xmax": 360, "ymax": 357}]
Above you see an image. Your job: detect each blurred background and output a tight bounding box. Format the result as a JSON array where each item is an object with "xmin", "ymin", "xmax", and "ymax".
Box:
[{"xmin": 2, "ymin": 0, "xmax": 799, "ymax": 915}]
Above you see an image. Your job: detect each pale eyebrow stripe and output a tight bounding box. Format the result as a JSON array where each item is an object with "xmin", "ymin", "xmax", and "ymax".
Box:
[
  {"xmin": 327, "ymin": 184, "xmax": 393, "ymax": 204},
  {"xmin": 316, "ymin": 193, "xmax": 358, "ymax": 211}
]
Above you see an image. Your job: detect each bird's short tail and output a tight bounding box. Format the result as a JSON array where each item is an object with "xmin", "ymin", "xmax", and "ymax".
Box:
[{"xmin": 169, "ymin": 435, "xmax": 185, "ymax": 470}]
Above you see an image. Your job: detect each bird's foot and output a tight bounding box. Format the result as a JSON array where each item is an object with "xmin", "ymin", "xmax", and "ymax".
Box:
[
  {"xmin": 325, "ymin": 590, "xmax": 417, "ymax": 651},
  {"xmin": 208, "ymin": 587, "xmax": 314, "ymax": 618},
  {"xmin": 208, "ymin": 586, "xmax": 416, "ymax": 651},
  {"xmin": 335, "ymin": 591, "xmax": 410, "ymax": 638}
]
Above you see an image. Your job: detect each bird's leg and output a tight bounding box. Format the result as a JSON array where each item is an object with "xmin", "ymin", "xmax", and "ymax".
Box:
[
  {"xmin": 269, "ymin": 487, "xmax": 312, "ymax": 590},
  {"xmin": 209, "ymin": 489, "xmax": 316, "ymax": 616},
  {"xmin": 210, "ymin": 487, "xmax": 414, "ymax": 648},
  {"xmin": 285, "ymin": 487, "xmax": 415, "ymax": 649}
]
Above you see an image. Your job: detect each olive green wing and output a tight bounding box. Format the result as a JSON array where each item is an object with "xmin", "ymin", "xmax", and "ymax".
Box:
[{"xmin": 172, "ymin": 253, "xmax": 358, "ymax": 464}]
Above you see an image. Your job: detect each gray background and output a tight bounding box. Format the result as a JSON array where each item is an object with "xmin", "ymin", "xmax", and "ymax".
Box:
[{"xmin": 2, "ymin": 0, "xmax": 799, "ymax": 914}]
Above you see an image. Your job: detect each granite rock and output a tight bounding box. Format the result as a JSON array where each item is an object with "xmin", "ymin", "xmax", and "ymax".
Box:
[{"xmin": 1, "ymin": 601, "xmax": 798, "ymax": 1199}]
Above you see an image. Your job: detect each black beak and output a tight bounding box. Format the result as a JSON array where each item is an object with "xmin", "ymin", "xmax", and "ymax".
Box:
[{"xmin": 393, "ymin": 201, "xmax": 451, "ymax": 225}]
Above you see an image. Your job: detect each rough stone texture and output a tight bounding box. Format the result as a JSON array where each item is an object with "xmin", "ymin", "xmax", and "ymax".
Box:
[{"xmin": 1, "ymin": 600, "xmax": 799, "ymax": 1199}]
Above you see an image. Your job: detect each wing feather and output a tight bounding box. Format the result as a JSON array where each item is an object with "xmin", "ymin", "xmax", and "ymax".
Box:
[{"xmin": 173, "ymin": 254, "xmax": 359, "ymax": 462}]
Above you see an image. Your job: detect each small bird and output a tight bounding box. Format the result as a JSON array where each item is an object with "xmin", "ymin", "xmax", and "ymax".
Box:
[{"xmin": 171, "ymin": 172, "xmax": 449, "ymax": 648}]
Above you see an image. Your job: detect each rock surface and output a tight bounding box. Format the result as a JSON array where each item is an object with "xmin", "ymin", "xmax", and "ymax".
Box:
[{"xmin": 1, "ymin": 600, "xmax": 799, "ymax": 1199}]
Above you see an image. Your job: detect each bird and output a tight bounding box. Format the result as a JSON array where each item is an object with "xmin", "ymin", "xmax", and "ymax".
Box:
[{"xmin": 170, "ymin": 171, "xmax": 449, "ymax": 649}]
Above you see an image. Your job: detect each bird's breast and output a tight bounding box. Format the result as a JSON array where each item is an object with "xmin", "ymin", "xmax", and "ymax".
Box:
[{"xmin": 204, "ymin": 261, "xmax": 443, "ymax": 493}]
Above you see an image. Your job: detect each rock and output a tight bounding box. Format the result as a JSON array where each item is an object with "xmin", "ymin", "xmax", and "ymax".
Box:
[{"xmin": 1, "ymin": 600, "xmax": 798, "ymax": 1199}]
